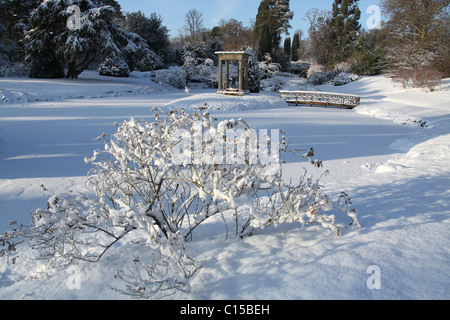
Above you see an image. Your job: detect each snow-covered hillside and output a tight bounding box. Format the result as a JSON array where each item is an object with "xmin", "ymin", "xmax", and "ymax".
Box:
[{"xmin": 0, "ymin": 72, "xmax": 448, "ymax": 300}]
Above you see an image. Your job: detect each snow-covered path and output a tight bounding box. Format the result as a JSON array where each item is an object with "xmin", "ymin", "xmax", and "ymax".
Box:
[{"xmin": 0, "ymin": 73, "xmax": 448, "ymax": 300}]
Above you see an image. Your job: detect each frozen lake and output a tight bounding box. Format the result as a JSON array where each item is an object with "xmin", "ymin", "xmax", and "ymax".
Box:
[{"xmin": 0, "ymin": 91, "xmax": 414, "ymax": 179}]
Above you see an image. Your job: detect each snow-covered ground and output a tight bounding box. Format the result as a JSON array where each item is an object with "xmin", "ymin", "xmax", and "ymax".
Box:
[{"xmin": 0, "ymin": 71, "xmax": 448, "ymax": 300}]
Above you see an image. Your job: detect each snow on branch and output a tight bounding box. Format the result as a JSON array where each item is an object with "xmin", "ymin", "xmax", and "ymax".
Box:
[{"xmin": 0, "ymin": 108, "xmax": 360, "ymax": 299}]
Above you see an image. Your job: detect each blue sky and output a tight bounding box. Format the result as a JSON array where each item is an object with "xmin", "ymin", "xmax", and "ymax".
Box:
[{"xmin": 118, "ymin": 0, "xmax": 382, "ymax": 39}]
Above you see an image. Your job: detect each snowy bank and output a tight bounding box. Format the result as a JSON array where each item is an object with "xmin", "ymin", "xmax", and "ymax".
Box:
[
  {"xmin": 0, "ymin": 71, "xmax": 172, "ymax": 104},
  {"xmin": 165, "ymin": 92, "xmax": 286, "ymax": 111}
]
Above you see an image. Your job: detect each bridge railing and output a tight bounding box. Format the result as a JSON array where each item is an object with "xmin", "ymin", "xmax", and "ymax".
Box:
[{"xmin": 280, "ymin": 90, "xmax": 360, "ymax": 109}]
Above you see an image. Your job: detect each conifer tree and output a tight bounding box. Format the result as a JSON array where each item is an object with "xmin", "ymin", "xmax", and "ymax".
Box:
[
  {"xmin": 257, "ymin": 23, "xmax": 273, "ymax": 60},
  {"xmin": 326, "ymin": 0, "xmax": 361, "ymax": 67},
  {"xmin": 25, "ymin": 0, "xmax": 154, "ymax": 79},
  {"xmin": 0, "ymin": 0, "xmax": 40, "ymax": 63},
  {"xmin": 123, "ymin": 11, "xmax": 170, "ymax": 59},
  {"xmin": 291, "ymin": 32, "xmax": 300, "ymax": 61},
  {"xmin": 255, "ymin": 0, "xmax": 294, "ymax": 60},
  {"xmin": 284, "ymin": 37, "xmax": 291, "ymax": 60}
]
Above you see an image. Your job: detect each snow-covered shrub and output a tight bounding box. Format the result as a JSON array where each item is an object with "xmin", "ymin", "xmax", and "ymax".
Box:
[
  {"xmin": 244, "ymin": 48, "xmax": 262, "ymax": 93},
  {"xmin": 261, "ymin": 77, "xmax": 285, "ymax": 92},
  {"xmin": 308, "ymin": 71, "xmax": 336, "ymax": 85},
  {"xmin": 391, "ymin": 69, "xmax": 414, "ymax": 89},
  {"xmin": 288, "ymin": 62, "xmax": 310, "ymax": 77},
  {"xmin": 182, "ymin": 42, "xmax": 218, "ymax": 66},
  {"xmin": 0, "ymin": 63, "xmax": 28, "ymax": 78},
  {"xmin": 0, "ymin": 108, "xmax": 360, "ymax": 299},
  {"xmin": 182, "ymin": 50, "xmax": 218, "ymax": 86},
  {"xmin": 392, "ymin": 68, "xmax": 443, "ymax": 92},
  {"xmin": 259, "ymin": 53, "xmax": 281, "ymax": 80},
  {"xmin": 134, "ymin": 50, "xmax": 164, "ymax": 72},
  {"xmin": 307, "ymin": 63, "xmax": 358, "ymax": 86},
  {"xmin": 181, "ymin": 52, "xmax": 225, "ymax": 88},
  {"xmin": 150, "ymin": 66, "xmax": 187, "ymax": 89},
  {"xmin": 113, "ymin": 234, "xmax": 199, "ymax": 299},
  {"xmin": 334, "ymin": 62, "xmax": 353, "ymax": 74},
  {"xmin": 415, "ymin": 68, "xmax": 443, "ymax": 92},
  {"xmin": 182, "ymin": 50, "xmax": 197, "ymax": 85},
  {"xmin": 307, "ymin": 64, "xmax": 326, "ymax": 79},
  {"xmin": 151, "ymin": 60, "xmax": 218, "ymax": 90},
  {"xmin": 259, "ymin": 62, "xmax": 281, "ymax": 79},
  {"xmin": 189, "ymin": 60, "xmax": 218, "ymax": 88},
  {"xmin": 329, "ymin": 72, "xmax": 359, "ymax": 86},
  {"xmin": 98, "ymin": 57, "xmax": 130, "ymax": 77},
  {"xmin": 202, "ymin": 58, "xmax": 215, "ymax": 67}
]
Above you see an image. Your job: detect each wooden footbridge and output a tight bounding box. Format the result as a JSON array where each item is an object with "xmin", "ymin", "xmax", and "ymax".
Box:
[{"xmin": 280, "ymin": 90, "xmax": 360, "ymax": 109}]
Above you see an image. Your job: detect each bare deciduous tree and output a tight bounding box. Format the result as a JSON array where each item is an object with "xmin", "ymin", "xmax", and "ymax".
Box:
[
  {"xmin": 382, "ymin": 0, "xmax": 450, "ymax": 79},
  {"xmin": 382, "ymin": 0, "xmax": 449, "ymax": 49},
  {"xmin": 184, "ymin": 9, "xmax": 204, "ymax": 42},
  {"xmin": 304, "ymin": 8, "xmax": 331, "ymax": 65}
]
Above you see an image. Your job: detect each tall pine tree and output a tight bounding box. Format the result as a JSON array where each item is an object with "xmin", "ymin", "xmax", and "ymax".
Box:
[
  {"xmin": 257, "ymin": 23, "xmax": 273, "ymax": 60},
  {"xmin": 255, "ymin": 0, "xmax": 294, "ymax": 60},
  {"xmin": 326, "ymin": 0, "xmax": 361, "ymax": 67}
]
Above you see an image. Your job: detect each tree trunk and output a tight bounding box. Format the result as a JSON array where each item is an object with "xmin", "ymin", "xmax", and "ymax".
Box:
[{"xmin": 66, "ymin": 54, "xmax": 95, "ymax": 79}]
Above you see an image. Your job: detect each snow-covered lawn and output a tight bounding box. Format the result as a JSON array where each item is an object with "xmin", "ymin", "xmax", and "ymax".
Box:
[{"xmin": 0, "ymin": 71, "xmax": 448, "ymax": 300}]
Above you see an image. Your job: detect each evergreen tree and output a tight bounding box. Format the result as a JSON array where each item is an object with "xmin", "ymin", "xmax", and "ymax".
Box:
[
  {"xmin": 25, "ymin": 0, "xmax": 154, "ymax": 79},
  {"xmin": 240, "ymin": 47, "xmax": 261, "ymax": 93},
  {"xmin": 0, "ymin": 0, "xmax": 40, "ymax": 63},
  {"xmin": 0, "ymin": 0, "xmax": 40, "ymax": 42},
  {"xmin": 326, "ymin": 0, "xmax": 361, "ymax": 67},
  {"xmin": 25, "ymin": 0, "xmax": 67, "ymax": 78},
  {"xmin": 257, "ymin": 23, "xmax": 273, "ymax": 60},
  {"xmin": 291, "ymin": 32, "xmax": 300, "ymax": 61},
  {"xmin": 350, "ymin": 30, "xmax": 386, "ymax": 75},
  {"xmin": 123, "ymin": 11, "xmax": 170, "ymax": 60},
  {"xmin": 255, "ymin": 0, "xmax": 294, "ymax": 60},
  {"xmin": 284, "ymin": 37, "xmax": 291, "ymax": 60}
]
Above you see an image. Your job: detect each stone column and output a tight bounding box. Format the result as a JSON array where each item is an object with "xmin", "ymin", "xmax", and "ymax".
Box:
[
  {"xmin": 218, "ymin": 59, "xmax": 223, "ymax": 92},
  {"xmin": 244, "ymin": 60, "xmax": 249, "ymax": 92},
  {"xmin": 225, "ymin": 61, "xmax": 229, "ymax": 90},
  {"xmin": 238, "ymin": 60, "xmax": 243, "ymax": 93}
]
